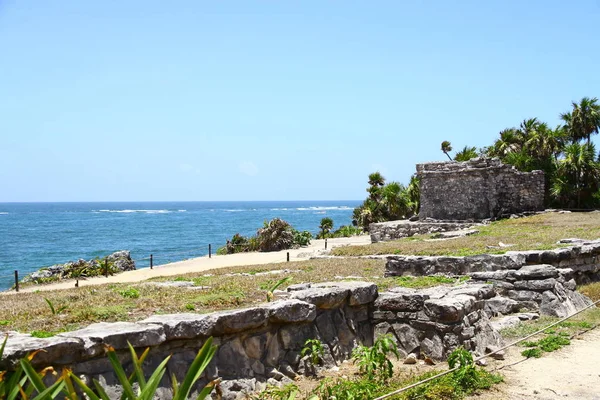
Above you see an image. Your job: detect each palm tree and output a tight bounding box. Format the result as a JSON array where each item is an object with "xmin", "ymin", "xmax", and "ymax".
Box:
[
  {"xmin": 381, "ymin": 182, "xmax": 411, "ymax": 220},
  {"xmin": 368, "ymin": 172, "xmax": 385, "ymax": 187},
  {"xmin": 454, "ymin": 146, "xmax": 479, "ymax": 162},
  {"xmin": 406, "ymin": 175, "xmax": 420, "ymax": 215},
  {"xmin": 553, "ymin": 142, "xmax": 600, "ymax": 208},
  {"xmin": 561, "ymin": 97, "xmax": 600, "ymax": 144},
  {"xmin": 487, "ymin": 128, "xmax": 520, "ymax": 158},
  {"xmin": 441, "ymin": 141, "xmax": 453, "ymax": 161},
  {"xmin": 319, "ymin": 217, "xmax": 334, "ymax": 238}
]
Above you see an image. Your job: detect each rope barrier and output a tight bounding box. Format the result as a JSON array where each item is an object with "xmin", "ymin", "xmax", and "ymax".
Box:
[{"xmin": 373, "ymin": 297, "xmax": 600, "ymax": 400}]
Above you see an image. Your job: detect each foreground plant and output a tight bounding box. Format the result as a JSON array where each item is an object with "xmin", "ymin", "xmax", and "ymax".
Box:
[
  {"xmin": 66, "ymin": 337, "xmax": 218, "ymax": 400},
  {"xmin": 351, "ymin": 334, "xmax": 399, "ymax": 383},
  {"xmin": 301, "ymin": 339, "xmax": 324, "ymax": 367}
]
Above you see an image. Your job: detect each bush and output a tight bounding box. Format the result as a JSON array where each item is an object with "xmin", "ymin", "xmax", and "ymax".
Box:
[
  {"xmin": 292, "ymin": 229, "xmax": 312, "ymax": 247},
  {"xmin": 331, "ymin": 225, "xmax": 363, "ymax": 238},
  {"xmin": 257, "ymin": 218, "xmax": 294, "ymax": 252}
]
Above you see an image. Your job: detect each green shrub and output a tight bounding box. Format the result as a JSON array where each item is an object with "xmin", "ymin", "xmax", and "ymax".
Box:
[
  {"xmin": 351, "ymin": 334, "xmax": 399, "ymax": 383},
  {"xmin": 118, "ymin": 287, "xmax": 140, "ymax": 299},
  {"xmin": 331, "ymin": 225, "xmax": 363, "ymax": 238},
  {"xmin": 292, "ymin": 229, "xmax": 312, "ymax": 246},
  {"xmin": 301, "ymin": 339, "xmax": 324, "ymax": 366},
  {"xmin": 257, "ymin": 218, "xmax": 294, "ymax": 252}
]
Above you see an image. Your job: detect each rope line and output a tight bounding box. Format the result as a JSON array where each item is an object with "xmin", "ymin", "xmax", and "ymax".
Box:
[{"xmin": 373, "ymin": 298, "xmax": 600, "ymax": 400}]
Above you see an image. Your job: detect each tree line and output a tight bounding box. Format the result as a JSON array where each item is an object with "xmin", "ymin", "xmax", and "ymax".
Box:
[{"xmin": 354, "ymin": 96, "xmax": 600, "ymax": 230}]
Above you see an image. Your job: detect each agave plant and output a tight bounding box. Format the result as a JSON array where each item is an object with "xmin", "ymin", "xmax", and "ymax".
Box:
[{"xmin": 67, "ymin": 338, "xmax": 218, "ymax": 400}]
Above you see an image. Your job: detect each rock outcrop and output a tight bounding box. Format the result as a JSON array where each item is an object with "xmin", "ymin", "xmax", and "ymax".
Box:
[
  {"xmin": 23, "ymin": 251, "xmax": 135, "ymax": 284},
  {"xmin": 369, "ymin": 220, "xmax": 476, "ymax": 242}
]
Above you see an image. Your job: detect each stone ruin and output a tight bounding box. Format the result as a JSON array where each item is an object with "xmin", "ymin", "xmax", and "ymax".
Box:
[
  {"xmin": 369, "ymin": 158, "xmax": 546, "ymax": 242},
  {"xmin": 417, "ymin": 157, "xmax": 545, "ymax": 221}
]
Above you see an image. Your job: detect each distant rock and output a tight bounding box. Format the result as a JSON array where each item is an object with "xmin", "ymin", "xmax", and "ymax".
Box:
[{"xmin": 23, "ymin": 251, "xmax": 135, "ymax": 284}]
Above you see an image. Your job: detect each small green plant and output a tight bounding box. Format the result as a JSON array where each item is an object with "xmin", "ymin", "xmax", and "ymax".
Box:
[
  {"xmin": 118, "ymin": 287, "xmax": 140, "ymax": 299},
  {"xmin": 447, "ymin": 347, "xmax": 479, "ymax": 390},
  {"xmin": 31, "ymin": 330, "xmax": 56, "ymax": 338},
  {"xmin": 521, "ymin": 348, "xmax": 542, "ymax": 358},
  {"xmin": 313, "ymin": 377, "xmax": 378, "ymax": 400},
  {"xmin": 265, "ymin": 277, "xmax": 292, "ymax": 302},
  {"xmin": 0, "ymin": 320, "xmax": 11, "ymax": 326},
  {"xmin": 254, "ymin": 383, "xmax": 301, "ymax": 400},
  {"xmin": 351, "ymin": 334, "xmax": 399, "ymax": 382},
  {"xmin": 44, "ymin": 298, "xmax": 68, "ymax": 315},
  {"xmin": 185, "ymin": 303, "xmax": 195, "ymax": 311},
  {"xmin": 301, "ymin": 339, "xmax": 324, "ymax": 366}
]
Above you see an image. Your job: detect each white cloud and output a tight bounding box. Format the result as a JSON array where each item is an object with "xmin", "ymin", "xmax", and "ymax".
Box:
[{"xmin": 239, "ymin": 161, "xmax": 259, "ymax": 177}]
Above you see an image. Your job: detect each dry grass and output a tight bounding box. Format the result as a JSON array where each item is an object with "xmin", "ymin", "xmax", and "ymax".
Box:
[
  {"xmin": 0, "ymin": 257, "xmax": 476, "ymax": 335},
  {"xmin": 579, "ymin": 282, "xmax": 600, "ymax": 302},
  {"xmin": 0, "ymin": 259, "xmax": 382, "ymax": 334},
  {"xmin": 333, "ymin": 212, "xmax": 600, "ymax": 257}
]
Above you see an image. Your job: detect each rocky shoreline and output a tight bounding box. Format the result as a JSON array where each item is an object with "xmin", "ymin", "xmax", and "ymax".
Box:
[{"xmin": 22, "ymin": 251, "xmax": 135, "ymax": 284}]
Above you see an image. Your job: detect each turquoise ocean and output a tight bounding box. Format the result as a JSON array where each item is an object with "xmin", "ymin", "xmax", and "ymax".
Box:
[{"xmin": 0, "ymin": 201, "xmax": 359, "ymax": 289}]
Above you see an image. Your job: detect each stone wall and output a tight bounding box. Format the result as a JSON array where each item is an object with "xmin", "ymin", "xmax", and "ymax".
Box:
[
  {"xmin": 385, "ymin": 239, "xmax": 600, "ymax": 285},
  {"xmin": 417, "ymin": 158, "xmax": 544, "ymax": 220},
  {"xmin": 369, "ymin": 220, "xmax": 475, "ymax": 243},
  {"xmin": 2, "ymin": 281, "xmax": 509, "ymax": 400}
]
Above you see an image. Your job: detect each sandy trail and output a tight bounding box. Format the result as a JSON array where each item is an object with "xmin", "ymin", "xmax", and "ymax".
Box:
[
  {"xmin": 472, "ymin": 328, "xmax": 600, "ymax": 400},
  {"xmin": 9, "ymin": 236, "xmax": 371, "ymax": 294}
]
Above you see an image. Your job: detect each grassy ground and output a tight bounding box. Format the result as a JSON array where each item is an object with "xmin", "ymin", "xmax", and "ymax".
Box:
[
  {"xmin": 0, "ymin": 258, "xmax": 472, "ymax": 335},
  {"xmin": 332, "ymin": 212, "xmax": 600, "ymax": 257}
]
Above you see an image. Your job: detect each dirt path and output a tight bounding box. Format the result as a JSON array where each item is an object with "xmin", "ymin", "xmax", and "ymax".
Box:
[
  {"xmin": 472, "ymin": 328, "xmax": 600, "ymax": 400},
  {"xmin": 7, "ymin": 236, "xmax": 372, "ymax": 294}
]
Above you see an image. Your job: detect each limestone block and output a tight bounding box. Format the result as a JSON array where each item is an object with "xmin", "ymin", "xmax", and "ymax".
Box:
[{"xmin": 59, "ymin": 322, "xmax": 165, "ymax": 358}]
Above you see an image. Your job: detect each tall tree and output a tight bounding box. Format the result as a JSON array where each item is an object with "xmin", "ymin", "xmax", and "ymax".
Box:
[
  {"xmin": 440, "ymin": 141, "xmax": 453, "ymax": 161},
  {"xmin": 561, "ymin": 97, "xmax": 600, "ymax": 144}
]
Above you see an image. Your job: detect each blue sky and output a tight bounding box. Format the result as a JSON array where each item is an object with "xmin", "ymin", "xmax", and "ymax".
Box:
[{"xmin": 1, "ymin": 1, "xmax": 599, "ymax": 202}]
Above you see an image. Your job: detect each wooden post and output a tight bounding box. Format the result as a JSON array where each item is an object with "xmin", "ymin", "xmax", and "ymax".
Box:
[
  {"xmin": 14, "ymin": 270, "xmax": 18, "ymax": 293},
  {"xmin": 150, "ymin": 254, "xmax": 153, "ymax": 269},
  {"xmin": 209, "ymin": 244, "xmax": 212, "ymax": 258},
  {"xmin": 104, "ymin": 257, "xmax": 109, "ymax": 277},
  {"xmin": 287, "ymin": 252, "xmax": 290, "ymax": 262},
  {"xmin": 325, "ymin": 238, "xmax": 328, "ymax": 250}
]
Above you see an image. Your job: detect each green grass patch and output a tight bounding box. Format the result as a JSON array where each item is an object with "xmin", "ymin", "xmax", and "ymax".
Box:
[
  {"xmin": 30, "ymin": 330, "xmax": 55, "ymax": 338},
  {"xmin": 117, "ymin": 287, "xmax": 140, "ymax": 299},
  {"xmin": 332, "ymin": 213, "xmax": 600, "ymax": 257}
]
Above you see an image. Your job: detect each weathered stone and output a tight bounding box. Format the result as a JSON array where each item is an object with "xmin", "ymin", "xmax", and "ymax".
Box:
[
  {"xmin": 287, "ymin": 283, "xmax": 311, "ymax": 292},
  {"xmin": 266, "ymin": 299, "xmax": 316, "ymax": 324},
  {"xmin": 450, "ymin": 284, "xmax": 495, "ymax": 299},
  {"xmin": 140, "ymin": 313, "xmax": 216, "ymax": 340},
  {"xmin": 564, "ymin": 279, "xmax": 577, "ymax": 291},
  {"xmin": 417, "ymin": 158, "xmax": 544, "ymax": 220},
  {"xmin": 484, "ymin": 296, "xmax": 519, "ymax": 316},
  {"xmin": 289, "ymin": 287, "xmax": 349, "ymax": 309},
  {"xmin": 507, "ymin": 290, "xmax": 543, "ymax": 302},
  {"xmin": 2, "ymin": 333, "xmax": 84, "ymax": 367},
  {"xmin": 59, "ymin": 322, "xmax": 165, "ymax": 357},
  {"xmin": 313, "ymin": 281, "xmax": 377, "ymax": 306},
  {"xmin": 514, "ymin": 265, "xmax": 558, "ymax": 280},
  {"xmin": 279, "ymin": 324, "xmax": 314, "ymax": 350},
  {"xmin": 424, "ymin": 295, "xmax": 475, "ymax": 323},
  {"xmin": 513, "ymin": 278, "xmax": 557, "ymax": 291},
  {"xmin": 375, "ymin": 290, "xmax": 426, "ymax": 312},
  {"xmin": 243, "ymin": 334, "xmax": 267, "ymax": 360},
  {"xmin": 391, "ymin": 323, "xmax": 420, "ymax": 355},
  {"xmin": 421, "ymin": 334, "xmax": 444, "ymax": 360},
  {"xmin": 213, "ymin": 307, "xmax": 269, "ymax": 335}
]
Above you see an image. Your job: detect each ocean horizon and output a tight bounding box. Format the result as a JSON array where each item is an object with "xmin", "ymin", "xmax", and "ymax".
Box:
[{"xmin": 0, "ymin": 200, "xmax": 360, "ymax": 289}]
